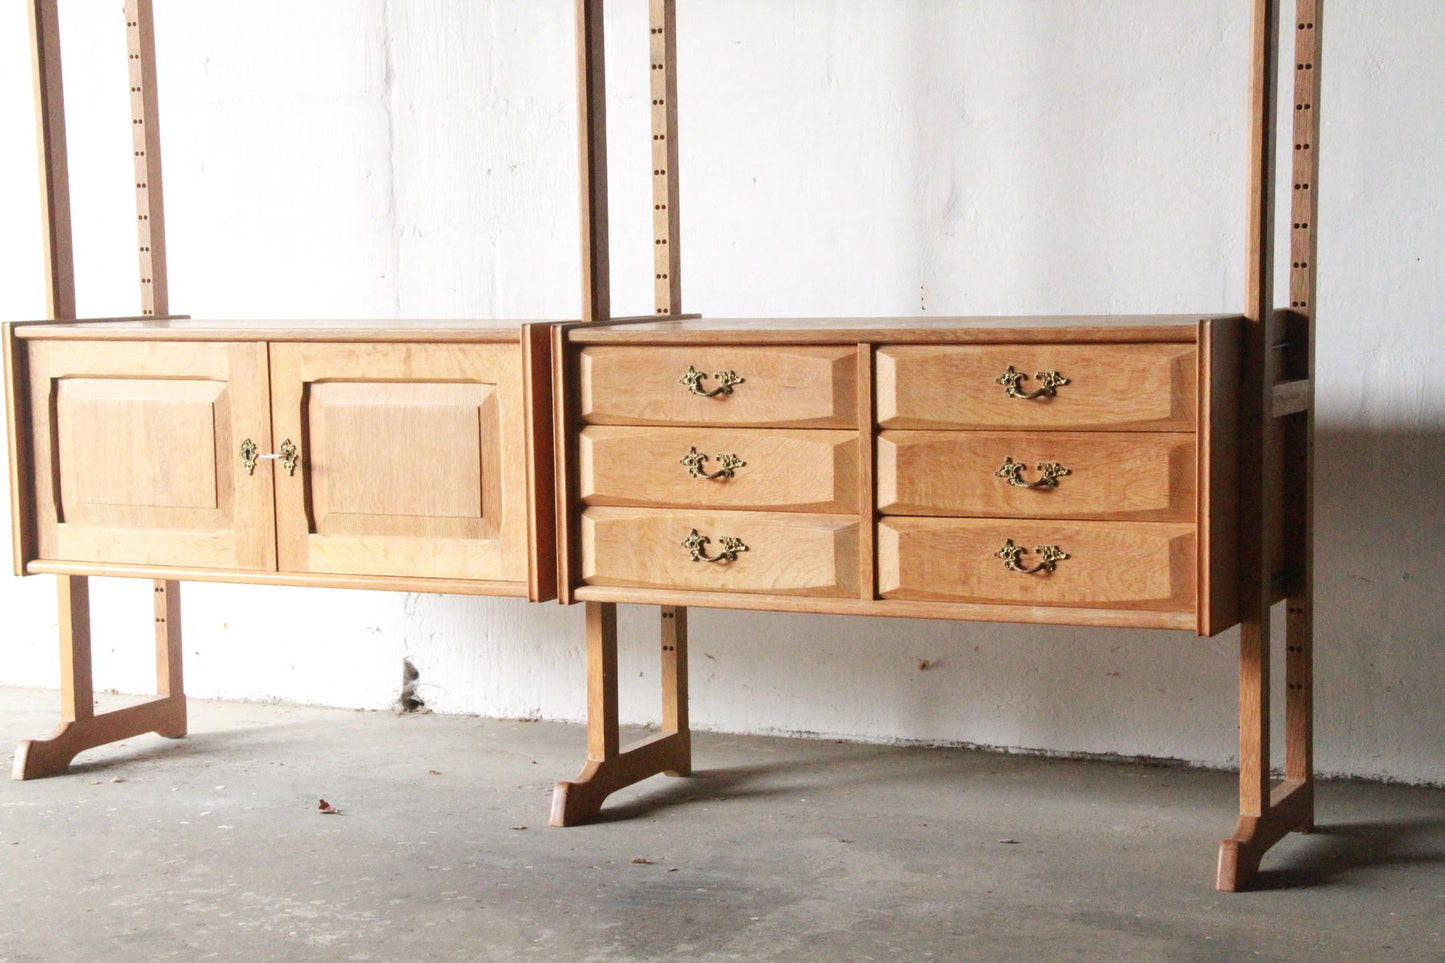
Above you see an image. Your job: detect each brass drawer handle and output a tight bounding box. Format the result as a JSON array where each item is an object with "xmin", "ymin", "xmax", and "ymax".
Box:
[
  {"xmin": 240, "ymin": 438, "xmax": 300, "ymax": 476},
  {"xmin": 995, "ymin": 456, "xmax": 1071, "ymax": 489},
  {"xmin": 996, "ymin": 539, "xmax": 1069, "ymax": 575},
  {"xmin": 681, "ymin": 446, "xmax": 746, "ymax": 480},
  {"xmin": 679, "ymin": 365, "xmax": 745, "ymax": 397},
  {"xmin": 996, "ymin": 365, "xmax": 1069, "ymax": 400},
  {"xmin": 682, "ymin": 528, "xmax": 749, "ymax": 563}
]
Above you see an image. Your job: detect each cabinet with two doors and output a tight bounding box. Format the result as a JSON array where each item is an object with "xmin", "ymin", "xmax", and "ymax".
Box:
[{"xmin": 7, "ymin": 320, "xmax": 551, "ymax": 598}]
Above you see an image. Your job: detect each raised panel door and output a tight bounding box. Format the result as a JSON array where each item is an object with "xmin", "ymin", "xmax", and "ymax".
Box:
[
  {"xmin": 269, "ymin": 342, "xmax": 527, "ymax": 583},
  {"xmin": 24, "ymin": 340, "xmax": 275, "ymax": 570}
]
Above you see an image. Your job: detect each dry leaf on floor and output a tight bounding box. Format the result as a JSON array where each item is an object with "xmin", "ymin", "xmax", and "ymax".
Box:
[
  {"xmin": 318, "ymin": 799, "xmax": 343, "ymax": 815},
  {"xmin": 630, "ymin": 857, "xmax": 653, "ymax": 865}
]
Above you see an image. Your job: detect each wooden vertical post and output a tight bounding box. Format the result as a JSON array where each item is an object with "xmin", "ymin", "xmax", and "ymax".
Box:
[
  {"xmin": 649, "ymin": 0, "xmax": 682, "ymax": 316},
  {"xmin": 57, "ymin": 575, "xmax": 95, "ymax": 724},
  {"xmin": 1283, "ymin": 0, "xmax": 1322, "ymax": 798},
  {"xmin": 585, "ymin": 600, "xmax": 620, "ymax": 762},
  {"xmin": 576, "ymin": 0, "xmax": 610, "ymax": 323},
  {"xmin": 29, "ymin": 0, "xmax": 75, "ymax": 321},
  {"xmin": 125, "ymin": 0, "xmax": 168, "ymax": 318}
]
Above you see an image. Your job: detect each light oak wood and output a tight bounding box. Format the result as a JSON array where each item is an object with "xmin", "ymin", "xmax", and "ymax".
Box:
[
  {"xmin": 573, "ymin": 585, "xmax": 1197, "ymax": 632},
  {"xmin": 581, "ymin": 345, "xmax": 858, "ymax": 428},
  {"xmin": 125, "ymin": 0, "xmax": 167, "ymax": 317},
  {"xmin": 1199, "ymin": 317, "xmax": 1242, "ymax": 637},
  {"xmin": 580, "ymin": 426, "xmax": 859, "ymax": 513},
  {"xmin": 856, "ymin": 345, "xmax": 876, "ymax": 600},
  {"xmin": 576, "ymin": 0, "xmax": 609, "ymax": 322},
  {"xmin": 550, "ymin": 601, "xmax": 692, "ymax": 825},
  {"xmin": 649, "ymin": 0, "xmax": 682, "ymax": 317},
  {"xmin": 878, "ymin": 430, "xmax": 1196, "ymax": 521},
  {"xmin": 5, "ymin": 325, "xmax": 35, "ymax": 574},
  {"xmin": 270, "ymin": 342, "xmax": 528, "ymax": 582},
  {"xmin": 24, "ymin": 340, "xmax": 276, "ymax": 571},
  {"xmin": 523, "ymin": 324, "xmax": 559, "ymax": 602},
  {"xmin": 13, "ymin": 576, "xmax": 185, "ymax": 779},
  {"xmin": 29, "ymin": 559, "xmax": 530, "ymax": 597},
  {"xmin": 582, "ymin": 508, "xmax": 860, "ymax": 598},
  {"xmin": 877, "ymin": 344, "xmax": 1197, "ymax": 431},
  {"xmin": 878, "ymin": 518, "xmax": 1196, "ymax": 611},
  {"xmin": 30, "ymin": 0, "xmax": 74, "ymax": 321},
  {"xmin": 14, "ymin": 318, "xmax": 537, "ymax": 341},
  {"xmin": 568, "ymin": 315, "xmax": 1234, "ymax": 344}
]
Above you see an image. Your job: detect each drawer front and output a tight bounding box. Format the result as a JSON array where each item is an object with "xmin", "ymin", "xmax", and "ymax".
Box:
[
  {"xmin": 878, "ymin": 518, "xmax": 1196, "ymax": 610},
  {"xmin": 877, "ymin": 430, "xmax": 1195, "ymax": 521},
  {"xmin": 580, "ymin": 346, "xmax": 857, "ymax": 427},
  {"xmin": 876, "ymin": 344, "xmax": 1196, "ymax": 431},
  {"xmin": 582, "ymin": 507, "xmax": 859, "ymax": 597},
  {"xmin": 581, "ymin": 426, "xmax": 859, "ymax": 512}
]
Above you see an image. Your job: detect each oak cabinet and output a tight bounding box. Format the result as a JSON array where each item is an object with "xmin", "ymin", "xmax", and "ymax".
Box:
[
  {"xmin": 8, "ymin": 323, "xmax": 544, "ymax": 595},
  {"xmin": 557, "ymin": 316, "xmax": 1241, "ymax": 635}
]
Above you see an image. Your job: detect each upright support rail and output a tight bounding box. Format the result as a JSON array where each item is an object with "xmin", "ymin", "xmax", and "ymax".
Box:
[{"xmin": 13, "ymin": 1, "xmax": 188, "ymax": 780}]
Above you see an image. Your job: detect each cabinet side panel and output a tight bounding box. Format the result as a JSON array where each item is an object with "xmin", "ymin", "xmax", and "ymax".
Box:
[
  {"xmin": 5, "ymin": 325, "xmax": 36, "ymax": 573},
  {"xmin": 1200, "ymin": 317, "xmax": 1243, "ymax": 635},
  {"xmin": 523, "ymin": 324, "xmax": 558, "ymax": 602}
]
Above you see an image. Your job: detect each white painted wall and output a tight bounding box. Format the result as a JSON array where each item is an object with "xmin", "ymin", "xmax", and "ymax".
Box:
[{"xmin": 2, "ymin": 1, "xmax": 1440, "ymax": 785}]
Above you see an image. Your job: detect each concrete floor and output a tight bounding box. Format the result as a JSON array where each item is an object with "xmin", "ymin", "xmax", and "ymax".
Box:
[{"xmin": 0, "ymin": 688, "xmax": 1440, "ymax": 962}]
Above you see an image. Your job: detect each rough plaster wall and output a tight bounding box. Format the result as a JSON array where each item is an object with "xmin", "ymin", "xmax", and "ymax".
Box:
[{"xmin": 0, "ymin": 1, "xmax": 1440, "ymax": 784}]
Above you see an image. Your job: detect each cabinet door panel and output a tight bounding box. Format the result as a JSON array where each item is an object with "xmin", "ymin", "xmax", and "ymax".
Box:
[
  {"xmin": 25, "ymin": 340, "xmax": 275, "ymax": 570},
  {"xmin": 270, "ymin": 342, "xmax": 526, "ymax": 582}
]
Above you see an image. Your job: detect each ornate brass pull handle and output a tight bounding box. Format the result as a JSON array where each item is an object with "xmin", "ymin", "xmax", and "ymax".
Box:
[
  {"xmin": 239, "ymin": 438, "xmax": 300, "ymax": 476},
  {"xmin": 679, "ymin": 365, "xmax": 745, "ymax": 398},
  {"xmin": 995, "ymin": 365, "xmax": 1069, "ymax": 400},
  {"xmin": 681, "ymin": 446, "xmax": 746, "ymax": 480},
  {"xmin": 995, "ymin": 539, "xmax": 1069, "ymax": 575},
  {"xmin": 682, "ymin": 528, "xmax": 749, "ymax": 563},
  {"xmin": 995, "ymin": 456, "xmax": 1071, "ymax": 489}
]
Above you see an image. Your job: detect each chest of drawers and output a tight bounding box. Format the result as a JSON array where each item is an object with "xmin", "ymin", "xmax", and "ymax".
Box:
[{"xmin": 555, "ymin": 315, "xmax": 1242, "ymax": 636}]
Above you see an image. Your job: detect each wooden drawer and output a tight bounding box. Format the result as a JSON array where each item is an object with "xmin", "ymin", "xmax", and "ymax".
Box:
[
  {"xmin": 876, "ymin": 344, "xmax": 1196, "ymax": 431},
  {"xmin": 878, "ymin": 518, "xmax": 1196, "ymax": 610},
  {"xmin": 580, "ymin": 426, "xmax": 859, "ymax": 512},
  {"xmin": 582, "ymin": 507, "xmax": 859, "ymax": 597},
  {"xmin": 580, "ymin": 346, "xmax": 857, "ymax": 427},
  {"xmin": 877, "ymin": 430, "xmax": 1195, "ymax": 521}
]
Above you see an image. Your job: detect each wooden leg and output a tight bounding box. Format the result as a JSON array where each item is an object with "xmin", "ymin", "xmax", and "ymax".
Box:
[
  {"xmin": 12, "ymin": 577, "xmax": 188, "ymax": 780},
  {"xmin": 1215, "ymin": 596, "xmax": 1315, "ymax": 890},
  {"xmin": 551, "ymin": 603, "xmax": 692, "ymax": 825}
]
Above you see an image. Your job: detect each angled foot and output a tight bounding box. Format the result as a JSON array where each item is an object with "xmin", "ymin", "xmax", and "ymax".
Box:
[
  {"xmin": 550, "ymin": 730, "xmax": 691, "ymax": 826},
  {"xmin": 1216, "ymin": 779, "xmax": 1314, "ymax": 891},
  {"xmin": 12, "ymin": 695, "xmax": 187, "ymax": 780}
]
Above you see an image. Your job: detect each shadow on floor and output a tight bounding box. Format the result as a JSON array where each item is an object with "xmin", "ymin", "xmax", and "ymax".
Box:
[{"xmin": 1255, "ymin": 817, "xmax": 1445, "ymax": 889}]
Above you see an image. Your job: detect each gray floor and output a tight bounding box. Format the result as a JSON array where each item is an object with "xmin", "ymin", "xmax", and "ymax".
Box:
[{"xmin": 0, "ymin": 688, "xmax": 1440, "ymax": 962}]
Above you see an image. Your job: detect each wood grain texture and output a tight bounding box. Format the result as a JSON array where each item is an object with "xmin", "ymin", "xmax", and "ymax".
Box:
[
  {"xmin": 878, "ymin": 518, "xmax": 1196, "ymax": 611},
  {"xmin": 576, "ymin": 0, "xmax": 609, "ymax": 321},
  {"xmin": 5, "ymin": 326, "xmax": 36, "ymax": 574},
  {"xmin": 572, "ymin": 585, "xmax": 1197, "ymax": 632},
  {"xmin": 523, "ymin": 324, "xmax": 558, "ymax": 602},
  {"xmin": 878, "ymin": 430, "xmax": 1196, "ymax": 522},
  {"xmin": 25, "ymin": 340, "xmax": 275, "ymax": 571},
  {"xmin": 877, "ymin": 344, "xmax": 1197, "ymax": 431},
  {"xmin": 579, "ymin": 426, "xmax": 859, "ymax": 512},
  {"xmin": 269, "ymin": 342, "xmax": 528, "ymax": 583},
  {"xmin": 1199, "ymin": 318, "xmax": 1242, "ymax": 636},
  {"xmin": 568, "ymin": 315, "xmax": 1234, "ymax": 344},
  {"xmin": 582, "ymin": 507, "xmax": 859, "ymax": 598},
  {"xmin": 125, "ymin": 0, "xmax": 167, "ymax": 317},
  {"xmin": 14, "ymin": 318, "xmax": 531, "ymax": 341},
  {"xmin": 650, "ymin": 0, "xmax": 681, "ymax": 317},
  {"xmin": 856, "ymin": 345, "xmax": 876, "ymax": 600},
  {"xmin": 581, "ymin": 345, "xmax": 858, "ymax": 427},
  {"xmin": 28, "ymin": 560, "xmax": 531, "ymax": 598},
  {"xmin": 29, "ymin": 0, "xmax": 75, "ymax": 321}
]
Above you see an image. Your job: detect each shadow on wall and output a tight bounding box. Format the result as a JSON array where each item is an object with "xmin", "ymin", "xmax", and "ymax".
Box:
[{"xmin": 1310, "ymin": 428, "xmax": 1445, "ymax": 781}]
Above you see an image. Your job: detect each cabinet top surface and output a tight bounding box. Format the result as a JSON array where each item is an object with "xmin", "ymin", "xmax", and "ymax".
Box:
[
  {"xmin": 568, "ymin": 314, "xmax": 1238, "ymax": 345},
  {"xmin": 9, "ymin": 317, "xmax": 562, "ymax": 342}
]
